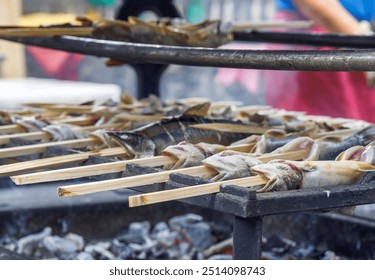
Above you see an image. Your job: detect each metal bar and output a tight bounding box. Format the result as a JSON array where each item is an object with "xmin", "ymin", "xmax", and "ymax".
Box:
[
  {"xmin": 233, "ymin": 30, "xmax": 375, "ymax": 48},
  {"xmin": 165, "ymin": 172, "xmax": 375, "ymax": 218},
  {"xmin": 233, "ymin": 216, "xmax": 263, "ymax": 260},
  {"xmin": 3, "ymin": 36, "xmax": 375, "ymax": 71},
  {"xmin": 249, "ymin": 184, "xmax": 375, "ymax": 217}
]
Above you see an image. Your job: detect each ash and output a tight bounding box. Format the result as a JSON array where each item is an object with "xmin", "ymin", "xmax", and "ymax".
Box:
[{"xmin": 1, "ymin": 214, "xmax": 346, "ymax": 260}]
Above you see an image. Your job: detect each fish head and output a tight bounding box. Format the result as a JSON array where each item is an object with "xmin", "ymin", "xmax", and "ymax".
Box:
[
  {"xmin": 105, "ymin": 131, "xmax": 156, "ymax": 158},
  {"xmin": 251, "ymin": 160, "xmax": 304, "ymax": 192},
  {"xmin": 362, "ymin": 141, "xmax": 375, "ymax": 165},
  {"xmin": 335, "ymin": 146, "xmax": 367, "ymax": 162}
]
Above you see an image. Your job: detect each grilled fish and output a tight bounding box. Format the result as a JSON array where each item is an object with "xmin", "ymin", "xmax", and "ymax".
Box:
[
  {"xmin": 203, "ymin": 137, "xmax": 315, "ymax": 181},
  {"xmin": 250, "ymin": 122, "xmax": 319, "ymax": 154},
  {"xmin": 105, "ymin": 103, "xmax": 252, "ymax": 158},
  {"xmin": 311, "ymin": 125, "xmax": 375, "ymax": 160},
  {"xmin": 251, "ymin": 160, "xmax": 375, "ymax": 193},
  {"xmin": 42, "ymin": 124, "xmax": 89, "ymax": 141},
  {"xmin": 202, "ymin": 150, "xmax": 263, "ymax": 181},
  {"xmin": 161, "ymin": 141, "xmax": 225, "ymax": 169}
]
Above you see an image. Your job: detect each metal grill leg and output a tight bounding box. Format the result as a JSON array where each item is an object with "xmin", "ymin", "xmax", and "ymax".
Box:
[{"xmin": 233, "ymin": 216, "xmax": 263, "ymax": 260}]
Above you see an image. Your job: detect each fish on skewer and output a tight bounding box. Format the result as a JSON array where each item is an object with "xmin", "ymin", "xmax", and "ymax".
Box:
[
  {"xmin": 49, "ymin": 137, "xmax": 313, "ymax": 196},
  {"xmin": 128, "ymin": 158, "xmax": 375, "ymax": 208},
  {"xmin": 251, "ymin": 160, "xmax": 375, "ymax": 193},
  {"xmin": 104, "ymin": 102, "xmax": 254, "ymax": 158},
  {"xmin": 202, "ymin": 137, "xmax": 315, "ymax": 181},
  {"xmin": 308, "ymin": 125, "xmax": 375, "ymax": 160},
  {"xmin": 231, "ymin": 121, "xmax": 318, "ymax": 153},
  {"xmin": 335, "ymin": 141, "xmax": 375, "ymax": 185}
]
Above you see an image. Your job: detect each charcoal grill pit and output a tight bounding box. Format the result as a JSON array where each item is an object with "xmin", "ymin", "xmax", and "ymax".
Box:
[{"xmin": 2, "ymin": 16, "xmax": 375, "ymax": 259}]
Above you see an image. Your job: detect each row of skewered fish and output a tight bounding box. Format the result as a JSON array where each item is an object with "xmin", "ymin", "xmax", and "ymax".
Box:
[{"xmin": 0, "ymin": 95, "xmax": 374, "ymax": 212}]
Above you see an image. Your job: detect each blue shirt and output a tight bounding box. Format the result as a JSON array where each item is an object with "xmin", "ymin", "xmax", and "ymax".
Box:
[{"xmin": 276, "ymin": 0, "xmax": 375, "ymax": 21}]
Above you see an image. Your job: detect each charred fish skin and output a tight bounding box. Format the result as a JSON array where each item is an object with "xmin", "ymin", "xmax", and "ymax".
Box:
[
  {"xmin": 318, "ymin": 125, "xmax": 375, "ymax": 160},
  {"xmin": 106, "ymin": 116, "xmax": 251, "ymax": 158}
]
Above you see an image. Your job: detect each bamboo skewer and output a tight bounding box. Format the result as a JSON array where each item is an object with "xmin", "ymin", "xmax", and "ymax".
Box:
[
  {"xmin": 0, "ymin": 115, "xmax": 98, "ymax": 135},
  {"xmin": 128, "ymin": 175, "xmax": 268, "ymax": 208},
  {"xmin": 0, "ymin": 27, "xmax": 94, "ymax": 37},
  {"xmin": 190, "ymin": 123, "xmax": 360, "ymax": 138},
  {"xmin": 0, "ymin": 137, "xmax": 101, "ymax": 159},
  {"xmin": 189, "ymin": 123, "xmax": 276, "ymax": 134},
  {"xmin": 23, "ymin": 104, "xmax": 113, "ymax": 115},
  {"xmin": 10, "ymin": 143, "xmax": 255, "ymax": 184},
  {"xmin": 58, "ymin": 166, "xmax": 218, "ymax": 197},
  {"xmin": 55, "ymin": 149, "xmax": 306, "ymax": 198},
  {"xmin": 114, "ymin": 114, "xmax": 165, "ymax": 122},
  {"xmin": 0, "ymin": 147, "xmax": 128, "ymax": 176},
  {"xmin": 0, "ymin": 124, "xmax": 26, "ymax": 134},
  {"xmin": 231, "ymin": 20, "xmax": 314, "ymax": 31},
  {"xmin": 0, "ymin": 122, "xmax": 123, "ymax": 145}
]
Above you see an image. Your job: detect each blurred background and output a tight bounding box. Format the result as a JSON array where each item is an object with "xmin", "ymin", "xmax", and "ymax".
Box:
[{"xmin": 0, "ymin": 0, "xmax": 276, "ymax": 105}]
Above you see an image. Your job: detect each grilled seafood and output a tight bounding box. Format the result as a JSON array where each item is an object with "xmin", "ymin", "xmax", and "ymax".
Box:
[
  {"xmin": 311, "ymin": 125, "xmax": 375, "ymax": 160},
  {"xmin": 248, "ymin": 122, "xmax": 319, "ymax": 154},
  {"xmin": 202, "ymin": 137, "xmax": 316, "ymax": 181},
  {"xmin": 42, "ymin": 124, "xmax": 89, "ymax": 141},
  {"xmin": 12, "ymin": 116, "xmax": 49, "ymax": 132},
  {"xmin": 105, "ymin": 103, "xmax": 252, "ymax": 158},
  {"xmin": 161, "ymin": 141, "xmax": 225, "ymax": 169},
  {"xmin": 251, "ymin": 160, "xmax": 375, "ymax": 193},
  {"xmin": 202, "ymin": 150, "xmax": 262, "ymax": 181},
  {"xmin": 92, "ymin": 17, "xmax": 232, "ymax": 48}
]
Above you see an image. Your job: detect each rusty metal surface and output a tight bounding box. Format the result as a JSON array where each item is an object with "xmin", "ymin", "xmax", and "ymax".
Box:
[{"xmin": 3, "ymin": 36, "xmax": 375, "ymax": 71}]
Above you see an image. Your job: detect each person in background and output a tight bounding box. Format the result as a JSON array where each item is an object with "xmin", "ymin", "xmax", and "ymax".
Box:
[{"xmin": 263, "ymin": 0, "xmax": 375, "ymax": 123}]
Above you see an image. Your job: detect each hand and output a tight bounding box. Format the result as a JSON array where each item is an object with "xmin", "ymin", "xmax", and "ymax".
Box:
[{"xmin": 355, "ymin": 21, "xmax": 374, "ymax": 35}]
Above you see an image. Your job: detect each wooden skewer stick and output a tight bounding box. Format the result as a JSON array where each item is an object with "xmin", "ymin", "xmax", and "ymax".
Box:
[
  {"xmin": 0, "ymin": 147, "xmax": 128, "ymax": 176},
  {"xmin": 12, "ymin": 155, "xmax": 176, "ymax": 185},
  {"xmin": 58, "ymin": 166, "xmax": 217, "ymax": 197},
  {"xmin": 114, "ymin": 114, "xmax": 165, "ymax": 122},
  {"xmin": 10, "ymin": 143, "xmax": 255, "ymax": 185},
  {"xmin": 128, "ymin": 175, "xmax": 268, "ymax": 207},
  {"xmin": 0, "ymin": 124, "xmax": 26, "ymax": 134},
  {"xmin": 0, "ymin": 137, "xmax": 101, "ymax": 159},
  {"xmin": 0, "ymin": 115, "xmax": 98, "ymax": 135},
  {"xmin": 23, "ymin": 104, "xmax": 112, "ymax": 115},
  {"xmin": 56, "ymin": 149, "xmax": 305, "ymax": 198},
  {"xmin": 51, "ymin": 116, "xmax": 98, "ymax": 126},
  {"xmin": 190, "ymin": 123, "xmax": 360, "ymax": 138},
  {"xmin": 0, "ymin": 27, "xmax": 93, "ymax": 37},
  {"xmin": 190, "ymin": 123, "xmax": 276, "ymax": 134},
  {"xmin": 0, "ymin": 122, "xmax": 123, "ymax": 145},
  {"xmin": 231, "ymin": 20, "xmax": 314, "ymax": 31}
]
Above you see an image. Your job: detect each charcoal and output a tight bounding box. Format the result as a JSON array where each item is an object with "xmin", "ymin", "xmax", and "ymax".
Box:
[
  {"xmin": 185, "ymin": 222, "xmax": 212, "ymax": 250},
  {"xmin": 75, "ymin": 251, "xmax": 94, "ymax": 260},
  {"xmin": 118, "ymin": 222, "xmax": 151, "ymax": 244},
  {"xmin": 262, "ymin": 235, "xmax": 296, "ymax": 254},
  {"xmin": 85, "ymin": 242, "xmax": 116, "ymax": 260},
  {"xmin": 127, "ymin": 238, "xmax": 157, "ymax": 253},
  {"xmin": 116, "ymin": 246, "xmax": 133, "ymax": 260},
  {"xmin": 17, "ymin": 227, "xmax": 52, "ymax": 255},
  {"xmin": 42, "ymin": 236, "xmax": 80, "ymax": 258},
  {"xmin": 321, "ymin": 250, "xmax": 341, "ymax": 260},
  {"xmin": 169, "ymin": 214, "xmax": 203, "ymax": 230},
  {"xmin": 208, "ymin": 254, "xmax": 233, "ymax": 260},
  {"xmin": 2, "ymin": 212, "xmax": 357, "ymax": 260},
  {"xmin": 65, "ymin": 233, "xmax": 85, "ymax": 251},
  {"xmin": 151, "ymin": 222, "xmax": 178, "ymax": 247}
]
